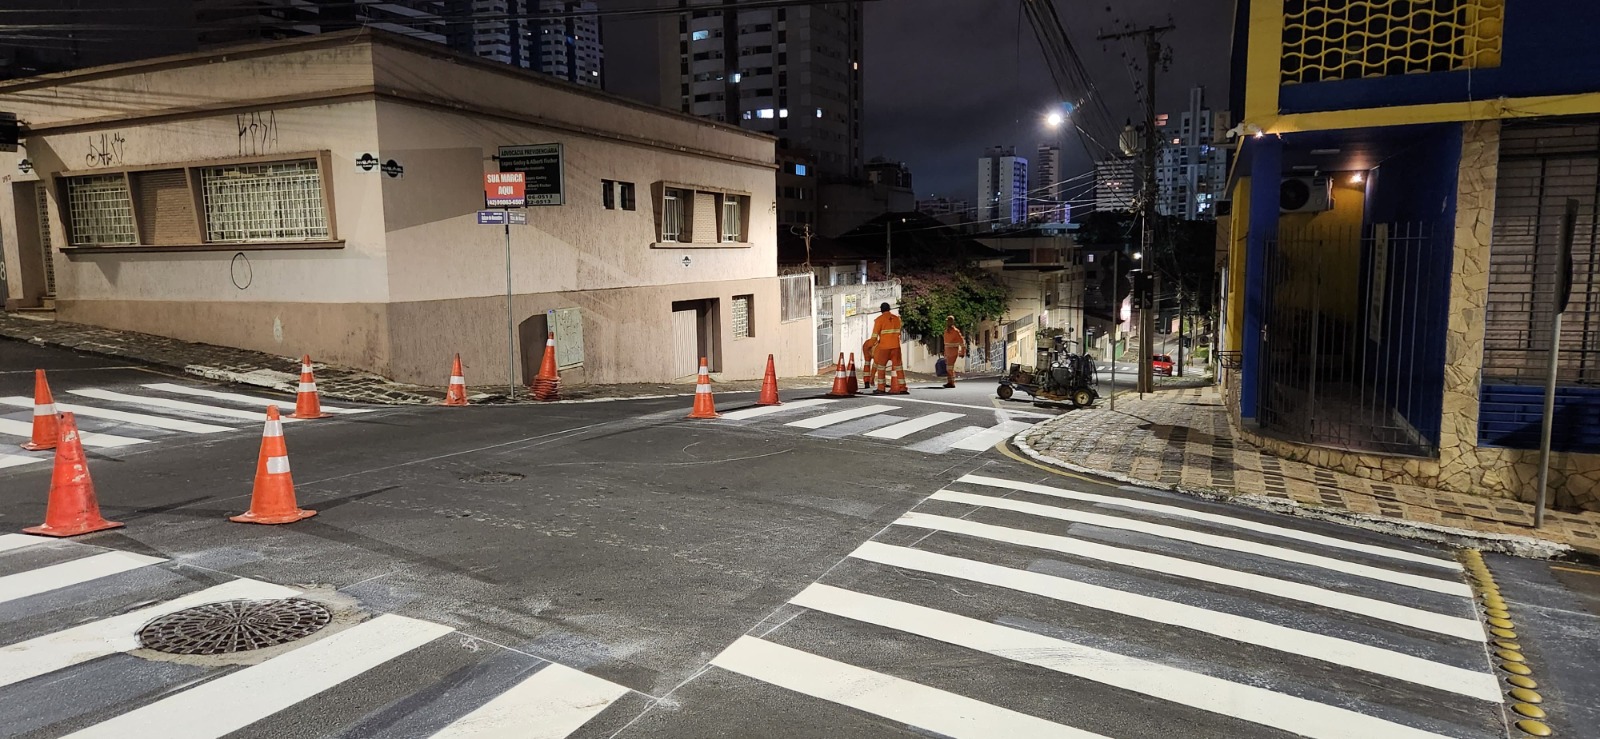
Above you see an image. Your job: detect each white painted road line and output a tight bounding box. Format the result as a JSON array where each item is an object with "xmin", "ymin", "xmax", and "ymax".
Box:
[
  {"xmin": 0, "ymin": 552, "xmax": 167, "ymax": 606},
  {"xmin": 791, "ymin": 584, "xmax": 1455, "ymax": 739},
  {"xmin": 67, "ymin": 388, "xmax": 294, "ymax": 423},
  {"xmin": 786, "ymin": 404, "xmax": 898, "ymax": 429},
  {"xmin": 849, "ymin": 542, "xmax": 1502, "ymax": 702},
  {"xmin": 719, "ymin": 398, "xmax": 836, "ymax": 421},
  {"xmin": 428, "ymin": 663, "xmax": 630, "ymax": 739},
  {"xmin": 905, "ymin": 425, "xmax": 989, "ymax": 454},
  {"xmin": 949, "ymin": 421, "xmax": 1033, "ymax": 451},
  {"xmin": 141, "ymin": 383, "xmax": 371, "ymax": 414},
  {"xmin": 62, "ymin": 613, "xmax": 453, "ymax": 739},
  {"xmin": 0, "ymin": 579, "xmax": 301, "ymax": 689},
  {"xmin": 864, "ymin": 412, "xmax": 965, "ymax": 440},
  {"xmin": 930, "ymin": 490, "xmax": 1471, "ymax": 597},
  {"xmin": 873, "ymin": 395, "xmax": 1055, "ymax": 418},
  {"xmin": 895, "ymin": 513, "xmax": 1485, "ymax": 641},
  {"xmin": 958, "ymin": 474, "xmax": 1462, "ymax": 571},
  {"xmin": 0, "ymin": 453, "xmax": 47, "ymax": 470},
  {"xmin": 0, "ymin": 534, "xmax": 45, "ymax": 553},
  {"xmin": 0, "ymin": 418, "xmax": 150, "ymax": 449},
  {"xmin": 0, "ymin": 396, "xmax": 234, "ymax": 434},
  {"xmin": 711, "ymin": 636, "xmax": 1103, "ymax": 739}
]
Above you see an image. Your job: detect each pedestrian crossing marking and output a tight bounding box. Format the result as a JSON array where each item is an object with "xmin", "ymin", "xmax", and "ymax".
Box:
[
  {"xmin": 957, "ymin": 474, "xmax": 1462, "ymax": 570},
  {"xmin": 905, "ymin": 425, "xmax": 990, "ymax": 454},
  {"xmin": 719, "ymin": 398, "xmax": 836, "ymax": 421},
  {"xmin": 0, "ymin": 453, "xmax": 44, "ymax": 469},
  {"xmin": 949, "ymin": 420, "xmax": 1033, "ymax": 451},
  {"xmin": 0, "ymin": 578, "xmax": 301, "ymax": 689},
  {"xmin": 0, "ymin": 396, "xmax": 234, "ymax": 434},
  {"xmin": 785, "ymin": 404, "xmax": 899, "ymax": 429},
  {"xmin": 863, "ymin": 411, "xmax": 965, "ymax": 439},
  {"xmin": 67, "ymin": 388, "xmax": 294, "ymax": 423},
  {"xmin": 895, "ymin": 512, "xmax": 1485, "ymax": 641},
  {"xmin": 427, "ymin": 662, "xmax": 629, "ymax": 739},
  {"xmin": 0, "ymin": 534, "xmax": 44, "ymax": 553},
  {"xmin": 931, "ymin": 490, "xmax": 1472, "ymax": 596},
  {"xmin": 711, "ymin": 635, "xmax": 1103, "ymax": 739},
  {"xmin": 0, "ymin": 418, "xmax": 149, "ymax": 449},
  {"xmin": 0, "ymin": 551, "xmax": 166, "ymax": 606},
  {"xmin": 848, "ymin": 542, "xmax": 1502, "ymax": 702},
  {"xmin": 790, "ymin": 583, "xmax": 1458, "ymax": 739},
  {"xmin": 61, "ymin": 613, "xmax": 455, "ymax": 739},
  {"xmin": 142, "ymin": 383, "xmax": 371, "ymax": 415}
]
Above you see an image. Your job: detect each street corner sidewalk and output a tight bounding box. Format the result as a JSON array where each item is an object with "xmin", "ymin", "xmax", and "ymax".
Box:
[
  {"xmin": 1013, "ymin": 383, "xmax": 1600, "ymax": 559},
  {"xmin": 0, "ymin": 313, "xmax": 438, "ymax": 405}
]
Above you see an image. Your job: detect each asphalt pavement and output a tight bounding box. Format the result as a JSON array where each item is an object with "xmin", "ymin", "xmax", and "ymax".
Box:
[{"xmin": 0, "ymin": 340, "xmax": 1591, "ymax": 738}]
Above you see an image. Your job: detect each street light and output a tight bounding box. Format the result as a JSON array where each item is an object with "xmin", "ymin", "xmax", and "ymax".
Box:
[
  {"xmin": 1045, "ymin": 110, "xmax": 1065, "ymax": 128},
  {"xmin": 1133, "ymin": 251, "xmax": 1143, "ymax": 260}
]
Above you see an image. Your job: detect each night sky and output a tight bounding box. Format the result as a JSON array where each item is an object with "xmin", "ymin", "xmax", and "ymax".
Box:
[{"xmin": 607, "ymin": 0, "xmax": 1234, "ymax": 206}]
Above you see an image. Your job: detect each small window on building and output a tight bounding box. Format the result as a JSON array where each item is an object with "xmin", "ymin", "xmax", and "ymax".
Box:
[
  {"xmin": 732, "ymin": 294, "xmax": 754, "ymax": 339},
  {"xmin": 201, "ymin": 159, "xmax": 328, "ymax": 242},
  {"xmin": 721, "ymin": 195, "xmax": 745, "ymax": 242},
  {"xmin": 619, "ymin": 181, "xmax": 636, "ymax": 211},
  {"xmin": 603, "ymin": 179, "xmax": 616, "ymax": 209},
  {"xmin": 64, "ymin": 174, "xmax": 136, "ymax": 246},
  {"xmin": 691, "ymin": 29, "xmax": 709, "ymax": 41},
  {"xmin": 662, "ymin": 187, "xmax": 687, "ymax": 242}
]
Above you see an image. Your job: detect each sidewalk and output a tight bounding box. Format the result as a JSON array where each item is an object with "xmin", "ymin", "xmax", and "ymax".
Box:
[
  {"xmin": 0, "ymin": 313, "xmax": 837, "ymax": 405},
  {"xmin": 1016, "ymin": 385, "xmax": 1600, "ymax": 558}
]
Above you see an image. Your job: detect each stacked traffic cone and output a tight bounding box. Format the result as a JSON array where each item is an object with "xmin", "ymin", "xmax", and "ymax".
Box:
[
  {"xmin": 824, "ymin": 353, "xmax": 850, "ymax": 398},
  {"xmin": 444, "ymin": 354, "xmax": 469, "ymax": 406},
  {"xmin": 230, "ymin": 405, "xmax": 316, "ymax": 525},
  {"xmin": 687, "ymin": 357, "xmax": 719, "ymax": 419},
  {"xmin": 531, "ymin": 332, "xmax": 560, "ymax": 401},
  {"xmin": 889, "ymin": 362, "xmax": 910, "ymax": 395},
  {"xmin": 23, "ymin": 412, "xmax": 123, "ymax": 537},
  {"xmin": 845, "ymin": 353, "xmax": 860, "ymax": 396},
  {"xmin": 289, "ymin": 355, "xmax": 332, "ymax": 419},
  {"xmin": 20, "ymin": 369, "xmax": 58, "ymax": 451},
  {"xmin": 757, "ymin": 354, "xmax": 781, "ymax": 406}
]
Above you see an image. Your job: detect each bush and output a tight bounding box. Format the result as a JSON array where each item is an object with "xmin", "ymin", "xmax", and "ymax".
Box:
[{"xmin": 895, "ymin": 268, "xmax": 1009, "ymax": 347}]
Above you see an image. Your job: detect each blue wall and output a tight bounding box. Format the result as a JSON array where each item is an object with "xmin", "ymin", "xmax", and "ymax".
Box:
[
  {"xmin": 1279, "ymin": 0, "xmax": 1600, "ymax": 114},
  {"xmin": 1480, "ymin": 385, "xmax": 1600, "ymax": 453},
  {"xmin": 1360, "ymin": 124, "xmax": 1461, "ymax": 448}
]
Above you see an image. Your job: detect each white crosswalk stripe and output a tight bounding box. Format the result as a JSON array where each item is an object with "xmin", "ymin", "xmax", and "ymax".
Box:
[
  {"xmin": 0, "ymin": 453, "xmax": 45, "ymax": 469},
  {"xmin": 863, "ymin": 411, "xmax": 964, "ymax": 439},
  {"xmin": 0, "ymin": 418, "xmax": 149, "ymax": 449},
  {"xmin": 715, "ymin": 473, "xmax": 1499, "ymax": 738},
  {"xmin": 0, "ymin": 396, "xmax": 234, "ymax": 434},
  {"xmin": 141, "ymin": 382, "xmax": 371, "ymax": 414},
  {"xmin": 67, "ymin": 388, "xmax": 294, "ymax": 422},
  {"xmin": 0, "ymin": 541, "xmax": 632, "ymax": 739},
  {"xmin": 711, "ymin": 396, "xmax": 1046, "ymax": 454},
  {"xmin": 719, "ymin": 398, "xmax": 836, "ymax": 421},
  {"xmin": 785, "ymin": 404, "xmax": 899, "ymax": 429}
]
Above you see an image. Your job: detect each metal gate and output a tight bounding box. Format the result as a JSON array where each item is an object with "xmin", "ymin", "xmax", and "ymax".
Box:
[{"xmin": 35, "ymin": 184, "xmax": 54, "ymax": 297}]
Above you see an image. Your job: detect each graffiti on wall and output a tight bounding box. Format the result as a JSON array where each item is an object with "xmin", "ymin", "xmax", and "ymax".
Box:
[
  {"xmin": 84, "ymin": 132, "xmax": 126, "ymax": 168},
  {"xmin": 236, "ymin": 111, "xmax": 279, "ymax": 157}
]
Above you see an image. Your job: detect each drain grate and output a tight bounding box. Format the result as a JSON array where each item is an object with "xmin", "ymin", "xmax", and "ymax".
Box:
[
  {"xmin": 139, "ymin": 598, "xmax": 332, "ymax": 655},
  {"xmin": 463, "ymin": 471, "xmax": 525, "ymax": 484}
]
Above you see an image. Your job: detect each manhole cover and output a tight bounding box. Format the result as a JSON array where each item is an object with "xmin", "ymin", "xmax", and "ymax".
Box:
[
  {"xmin": 139, "ymin": 598, "xmax": 332, "ymax": 655},
  {"xmin": 463, "ymin": 471, "xmax": 525, "ymax": 484}
]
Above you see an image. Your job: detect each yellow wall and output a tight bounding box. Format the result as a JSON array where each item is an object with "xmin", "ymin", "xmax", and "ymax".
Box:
[
  {"xmin": 1226, "ymin": 177, "xmax": 1250, "ymax": 352},
  {"xmin": 1274, "ymin": 175, "xmax": 1366, "ymax": 320}
]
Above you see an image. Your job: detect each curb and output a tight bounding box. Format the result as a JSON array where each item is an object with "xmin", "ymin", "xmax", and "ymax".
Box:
[
  {"xmin": 1011, "ymin": 428, "xmax": 1572, "ymax": 560},
  {"xmin": 1460, "ymin": 550, "xmax": 1554, "ymax": 737}
]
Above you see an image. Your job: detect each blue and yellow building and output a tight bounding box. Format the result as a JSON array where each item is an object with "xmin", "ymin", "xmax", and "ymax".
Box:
[{"xmin": 1221, "ymin": 0, "xmax": 1600, "ymax": 510}]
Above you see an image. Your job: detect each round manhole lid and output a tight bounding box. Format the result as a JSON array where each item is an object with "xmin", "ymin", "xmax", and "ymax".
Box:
[
  {"xmin": 463, "ymin": 471, "xmax": 525, "ymax": 484},
  {"xmin": 139, "ymin": 598, "xmax": 332, "ymax": 655}
]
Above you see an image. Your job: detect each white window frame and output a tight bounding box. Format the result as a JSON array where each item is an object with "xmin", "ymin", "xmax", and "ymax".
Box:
[
  {"xmin": 721, "ymin": 196, "xmax": 742, "ymax": 243},
  {"xmin": 662, "ymin": 187, "xmax": 686, "ymax": 242},
  {"xmin": 64, "ymin": 174, "xmax": 136, "ymax": 246},
  {"xmin": 199, "ymin": 159, "xmax": 329, "ymax": 243}
]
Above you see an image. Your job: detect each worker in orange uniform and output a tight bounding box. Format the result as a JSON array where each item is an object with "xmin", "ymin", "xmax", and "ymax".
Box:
[
  {"xmin": 870, "ymin": 302, "xmax": 903, "ymax": 394},
  {"xmin": 941, "ymin": 315, "xmax": 966, "ymax": 388},
  {"xmin": 861, "ymin": 335, "xmax": 879, "ymax": 390}
]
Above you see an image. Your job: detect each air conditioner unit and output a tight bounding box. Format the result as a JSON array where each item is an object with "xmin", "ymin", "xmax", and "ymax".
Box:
[{"xmin": 1280, "ymin": 176, "xmax": 1333, "ymax": 213}]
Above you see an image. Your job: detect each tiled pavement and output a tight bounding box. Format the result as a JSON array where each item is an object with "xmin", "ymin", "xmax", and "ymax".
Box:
[{"xmin": 1017, "ymin": 386, "xmax": 1600, "ymax": 556}]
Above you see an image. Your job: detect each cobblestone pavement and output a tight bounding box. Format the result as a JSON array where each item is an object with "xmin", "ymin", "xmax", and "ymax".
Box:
[
  {"xmin": 0, "ymin": 313, "xmax": 849, "ymax": 406},
  {"xmin": 1018, "ymin": 384, "xmax": 1600, "ymax": 557}
]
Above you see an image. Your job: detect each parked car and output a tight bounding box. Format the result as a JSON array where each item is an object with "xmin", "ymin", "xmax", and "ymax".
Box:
[{"xmin": 1151, "ymin": 354, "xmax": 1175, "ymax": 376}]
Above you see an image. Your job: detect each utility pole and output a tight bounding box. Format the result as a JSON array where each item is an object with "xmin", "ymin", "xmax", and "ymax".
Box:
[
  {"xmin": 885, "ymin": 218, "xmax": 894, "ymax": 277},
  {"xmin": 1099, "ymin": 23, "xmax": 1172, "ymax": 395}
]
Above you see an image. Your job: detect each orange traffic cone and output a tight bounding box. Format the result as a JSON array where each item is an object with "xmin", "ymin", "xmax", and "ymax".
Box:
[
  {"xmin": 289, "ymin": 355, "xmax": 332, "ymax": 419},
  {"xmin": 845, "ymin": 353, "xmax": 860, "ymax": 396},
  {"xmin": 23, "ymin": 412, "xmax": 123, "ymax": 537},
  {"xmin": 757, "ymin": 354, "xmax": 781, "ymax": 406},
  {"xmin": 687, "ymin": 357, "xmax": 719, "ymax": 419},
  {"xmin": 230, "ymin": 405, "xmax": 315, "ymax": 525},
  {"xmin": 889, "ymin": 362, "xmax": 910, "ymax": 395},
  {"xmin": 531, "ymin": 332, "xmax": 560, "ymax": 401},
  {"xmin": 21, "ymin": 369, "xmax": 58, "ymax": 451},
  {"xmin": 444, "ymin": 354, "xmax": 469, "ymax": 407},
  {"xmin": 824, "ymin": 354, "xmax": 850, "ymax": 398}
]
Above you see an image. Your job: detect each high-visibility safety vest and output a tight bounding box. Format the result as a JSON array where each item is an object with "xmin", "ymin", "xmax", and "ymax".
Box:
[
  {"xmin": 872, "ymin": 313, "xmax": 903, "ymax": 349},
  {"xmin": 943, "ymin": 327, "xmax": 964, "ymax": 353}
]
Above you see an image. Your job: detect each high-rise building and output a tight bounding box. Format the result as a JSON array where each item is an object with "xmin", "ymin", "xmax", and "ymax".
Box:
[
  {"xmin": 1029, "ymin": 143, "xmax": 1068, "ymax": 223},
  {"xmin": 457, "ymin": 1, "xmax": 603, "ymax": 87},
  {"xmin": 660, "ymin": 1, "xmax": 864, "ymax": 177},
  {"xmin": 1094, "ymin": 157, "xmax": 1137, "ymax": 214},
  {"xmin": 1156, "ymin": 86, "xmax": 1230, "ymax": 219},
  {"xmin": 978, "ymin": 147, "xmax": 1029, "ymax": 227},
  {"xmin": 197, "ymin": 1, "xmax": 448, "ymax": 49}
]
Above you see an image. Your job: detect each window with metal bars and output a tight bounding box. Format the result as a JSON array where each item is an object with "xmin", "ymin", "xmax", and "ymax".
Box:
[
  {"xmin": 721, "ymin": 195, "xmax": 743, "ymax": 242},
  {"xmin": 662, "ymin": 188, "xmax": 685, "ymax": 242},
  {"xmin": 731, "ymin": 294, "xmax": 753, "ymax": 338},
  {"xmin": 65, "ymin": 174, "xmax": 136, "ymax": 246},
  {"xmin": 1484, "ymin": 122, "xmax": 1600, "ymax": 386},
  {"xmin": 200, "ymin": 160, "xmax": 328, "ymax": 243}
]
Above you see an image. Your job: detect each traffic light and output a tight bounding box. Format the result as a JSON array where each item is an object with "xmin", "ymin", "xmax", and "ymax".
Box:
[{"xmin": 1126, "ymin": 269, "xmax": 1154, "ymax": 310}]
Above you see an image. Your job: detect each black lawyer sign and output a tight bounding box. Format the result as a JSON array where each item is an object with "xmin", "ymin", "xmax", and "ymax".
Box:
[{"xmin": 496, "ymin": 144, "xmax": 564, "ymax": 206}]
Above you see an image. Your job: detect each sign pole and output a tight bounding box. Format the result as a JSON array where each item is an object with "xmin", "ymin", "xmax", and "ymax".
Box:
[
  {"xmin": 505, "ymin": 212, "xmax": 515, "ymax": 401},
  {"xmin": 1535, "ymin": 199, "xmax": 1578, "ymax": 528}
]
